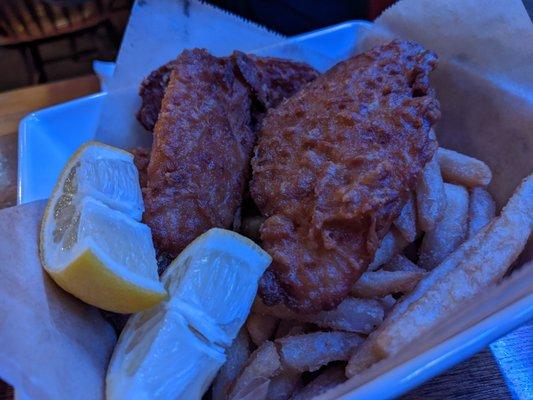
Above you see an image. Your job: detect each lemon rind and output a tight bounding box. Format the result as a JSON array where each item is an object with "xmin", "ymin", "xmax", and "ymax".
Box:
[
  {"xmin": 48, "ymin": 233, "xmax": 165, "ymax": 293},
  {"xmin": 47, "ymin": 248, "xmax": 166, "ymax": 313}
]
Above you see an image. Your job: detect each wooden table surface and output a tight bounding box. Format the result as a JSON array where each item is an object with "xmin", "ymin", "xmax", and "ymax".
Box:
[
  {"xmin": 0, "ymin": 76, "xmax": 522, "ymax": 399},
  {"xmin": 0, "ymin": 74, "xmax": 100, "ymax": 209}
]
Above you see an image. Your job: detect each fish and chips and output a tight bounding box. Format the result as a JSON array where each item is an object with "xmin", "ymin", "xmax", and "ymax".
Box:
[
  {"xmin": 31, "ymin": 29, "xmax": 530, "ymax": 399},
  {"xmin": 117, "ymin": 38, "xmax": 531, "ymax": 399}
]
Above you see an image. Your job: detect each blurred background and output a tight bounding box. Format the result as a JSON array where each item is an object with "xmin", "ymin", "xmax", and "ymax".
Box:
[
  {"xmin": 0, "ymin": 0, "xmax": 396, "ymax": 91},
  {"xmin": 1, "ymin": 0, "xmax": 531, "ymax": 92},
  {"xmin": 0, "ymin": 0, "xmax": 131, "ymax": 90}
]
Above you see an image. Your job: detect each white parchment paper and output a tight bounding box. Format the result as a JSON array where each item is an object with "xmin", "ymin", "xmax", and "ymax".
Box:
[{"xmin": 0, "ymin": 202, "xmax": 116, "ymax": 400}]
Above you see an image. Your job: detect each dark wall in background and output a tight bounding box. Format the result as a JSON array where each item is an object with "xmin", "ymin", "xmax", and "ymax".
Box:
[
  {"xmin": 207, "ymin": 0, "xmax": 369, "ymax": 35},
  {"xmin": 1, "ymin": 0, "xmax": 531, "ymax": 92}
]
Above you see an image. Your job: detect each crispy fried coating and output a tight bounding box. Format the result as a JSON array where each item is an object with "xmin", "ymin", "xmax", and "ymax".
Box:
[
  {"xmin": 137, "ymin": 53, "xmax": 318, "ymax": 132},
  {"xmin": 144, "ymin": 49, "xmax": 254, "ymax": 257},
  {"xmin": 131, "ymin": 147, "xmax": 150, "ymax": 189},
  {"xmin": 139, "ymin": 50, "xmax": 318, "ymax": 258},
  {"xmin": 251, "ymin": 40, "xmax": 440, "ymax": 312},
  {"xmin": 231, "ymin": 51, "xmax": 318, "ymax": 116},
  {"xmin": 136, "ymin": 61, "xmax": 176, "ymax": 131}
]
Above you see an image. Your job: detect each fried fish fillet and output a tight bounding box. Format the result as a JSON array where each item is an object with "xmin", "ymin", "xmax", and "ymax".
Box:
[
  {"xmin": 136, "ymin": 61, "xmax": 176, "ymax": 131},
  {"xmin": 137, "ymin": 53, "xmax": 318, "ymax": 132},
  {"xmin": 251, "ymin": 40, "xmax": 440, "ymax": 312},
  {"xmin": 143, "ymin": 49, "xmax": 254, "ymax": 257},
  {"xmin": 139, "ymin": 50, "xmax": 317, "ymax": 259},
  {"xmin": 231, "ymin": 51, "xmax": 319, "ymax": 125}
]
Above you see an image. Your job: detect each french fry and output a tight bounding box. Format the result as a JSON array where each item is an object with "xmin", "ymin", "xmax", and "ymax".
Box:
[
  {"xmin": 228, "ymin": 341, "xmax": 282, "ymax": 400},
  {"xmin": 416, "ymin": 150, "xmax": 447, "ymax": 232},
  {"xmin": 393, "ymin": 194, "xmax": 417, "ymax": 242},
  {"xmin": 254, "ymin": 297, "xmax": 384, "ymax": 335},
  {"xmin": 438, "ymin": 148, "xmax": 492, "ymax": 187},
  {"xmin": 265, "ymin": 372, "xmax": 301, "ymax": 400},
  {"xmin": 347, "ymin": 174, "xmax": 532, "ymax": 376},
  {"xmin": 212, "ymin": 329, "xmax": 252, "ymax": 400},
  {"xmin": 419, "ymin": 183, "xmax": 469, "ymax": 269},
  {"xmin": 467, "ymin": 187, "xmax": 496, "ymax": 239},
  {"xmin": 241, "ymin": 216, "xmax": 266, "ymax": 241},
  {"xmin": 346, "ymin": 335, "xmax": 378, "ymax": 376},
  {"xmin": 379, "ymin": 295, "xmax": 397, "ymax": 312},
  {"xmin": 368, "ymin": 228, "xmax": 408, "ymax": 270},
  {"xmin": 310, "ymin": 297, "xmax": 384, "ymax": 334},
  {"xmin": 274, "ymin": 320, "xmax": 306, "ymax": 339},
  {"xmin": 383, "ymin": 254, "xmax": 425, "ymax": 273},
  {"xmin": 290, "ymin": 366, "xmax": 345, "ymax": 400},
  {"xmin": 277, "ymin": 331, "xmax": 363, "ymax": 372},
  {"xmin": 230, "ymin": 380, "xmax": 270, "ymax": 400},
  {"xmin": 350, "ymin": 269, "xmax": 426, "ymax": 298},
  {"xmin": 246, "ymin": 313, "xmax": 279, "ymax": 347}
]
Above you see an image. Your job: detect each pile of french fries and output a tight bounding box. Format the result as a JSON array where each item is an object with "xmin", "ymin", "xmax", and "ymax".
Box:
[{"xmin": 211, "ymin": 136, "xmax": 532, "ymax": 400}]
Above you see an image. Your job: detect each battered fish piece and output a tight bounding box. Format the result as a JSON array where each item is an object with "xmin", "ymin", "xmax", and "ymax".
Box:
[
  {"xmin": 252, "ymin": 40, "xmax": 440, "ymax": 312},
  {"xmin": 140, "ymin": 50, "xmax": 318, "ymax": 259},
  {"xmin": 137, "ymin": 53, "xmax": 318, "ymax": 132},
  {"xmin": 231, "ymin": 51, "xmax": 319, "ymax": 124},
  {"xmin": 136, "ymin": 61, "xmax": 176, "ymax": 131},
  {"xmin": 144, "ymin": 49, "xmax": 253, "ymax": 257}
]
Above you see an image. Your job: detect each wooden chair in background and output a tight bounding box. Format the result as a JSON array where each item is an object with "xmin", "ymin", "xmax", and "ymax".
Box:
[{"xmin": 0, "ymin": 0, "xmax": 132, "ymax": 84}]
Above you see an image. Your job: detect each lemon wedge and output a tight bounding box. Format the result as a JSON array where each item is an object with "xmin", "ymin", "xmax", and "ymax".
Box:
[
  {"xmin": 106, "ymin": 228, "xmax": 272, "ymax": 400},
  {"xmin": 40, "ymin": 141, "xmax": 166, "ymax": 313}
]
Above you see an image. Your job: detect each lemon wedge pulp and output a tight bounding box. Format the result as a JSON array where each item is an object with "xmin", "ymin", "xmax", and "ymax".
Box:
[
  {"xmin": 40, "ymin": 141, "xmax": 166, "ymax": 313},
  {"xmin": 106, "ymin": 228, "xmax": 272, "ymax": 400}
]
